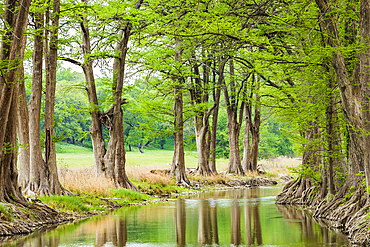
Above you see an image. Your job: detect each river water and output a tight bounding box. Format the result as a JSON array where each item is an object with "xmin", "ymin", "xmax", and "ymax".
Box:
[{"xmin": 1, "ymin": 186, "xmax": 349, "ymax": 246}]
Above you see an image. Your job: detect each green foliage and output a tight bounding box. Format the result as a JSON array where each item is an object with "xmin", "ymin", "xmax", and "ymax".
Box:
[
  {"xmin": 288, "ymin": 164, "xmax": 321, "ymax": 185},
  {"xmin": 0, "ymin": 204, "xmax": 13, "ymax": 222},
  {"xmin": 343, "ymin": 186, "xmax": 356, "ymax": 201},
  {"xmin": 258, "ymin": 115, "xmax": 295, "ymax": 159}
]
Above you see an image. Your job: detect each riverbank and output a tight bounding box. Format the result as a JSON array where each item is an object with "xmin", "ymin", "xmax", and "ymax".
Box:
[
  {"xmin": 276, "ymin": 177, "xmax": 370, "ymax": 246},
  {"xmin": 0, "ymin": 170, "xmax": 286, "ymax": 241}
]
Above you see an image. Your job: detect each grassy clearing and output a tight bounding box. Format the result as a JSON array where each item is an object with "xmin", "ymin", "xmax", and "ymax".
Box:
[{"xmin": 55, "ymin": 143, "xmax": 229, "ymax": 170}]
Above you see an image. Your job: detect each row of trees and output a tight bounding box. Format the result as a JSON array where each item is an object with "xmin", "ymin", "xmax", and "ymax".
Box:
[
  {"xmin": 2, "ymin": 0, "xmax": 370, "ymax": 207},
  {"xmin": 49, "ymin": 68, "xmax": 293, "ymax": 159}
]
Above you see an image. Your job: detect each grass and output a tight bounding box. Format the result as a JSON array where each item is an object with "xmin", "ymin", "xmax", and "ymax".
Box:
[
  {"xmin": 56, "ymin": 143, "xmax": 229, "ymax": 170},
  {"xmin": 39, "ymin": 195, "xmax": 107, "ymax": 214},
  {"xmin": 0, "ymin": 203, "xmax": 13, "ymax": 221}
]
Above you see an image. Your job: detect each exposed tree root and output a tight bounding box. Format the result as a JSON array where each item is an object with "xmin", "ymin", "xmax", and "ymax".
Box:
[{"xmin": 277, "ymin": 177, "xmax": 370, "ymax": 246}]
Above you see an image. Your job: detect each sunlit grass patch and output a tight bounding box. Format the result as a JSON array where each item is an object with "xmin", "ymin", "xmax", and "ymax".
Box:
[
  {"xmin": 110, "ymin": 188, "xmax": 151, "ymax": 205},
  {"xmin": 39, "ymin": 195, "xmax": 106, "ymax": 213}
]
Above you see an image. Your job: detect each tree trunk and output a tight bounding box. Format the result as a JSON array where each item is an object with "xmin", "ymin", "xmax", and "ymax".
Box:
[
  {"xmin": 227, "ymin": 117, "xmax": 244, "ymax": 174},
  {"xmin": 138, "ymin": 143, "xmax": 144, "ymax": 153},
  {"xmin": 27, "ymin": 10, "xmax": 49, "ymax": 195},
  {"xmin": 171, "ymin": 40, "xmax": 190, "ymax": 185},
  {"xmin": 241, "ymin": 103, "xmax": 251, "ymax": 172},
  {"xmin": 44, "ymin": 0, "xmax": 68, "ymax": 195},
  {"xmin": 172, "ymin": 85, "xmax": 190, "ymax": 185},
  {"xmin": 16, "ymin": 36, "xmax": 30, "ymax": 189},
  {"xmin": 0, "ymin": 0, "xmax": 31, "ymax": 203},
  {"xmin": 326, "ymin": 77, "xmax": 336, "ymax": 195},
  {"xmin": 360, "ymin": 0, "xmax": 370, "ymax": 198},
  {"xmin": 245, "ymin": 74, "xmax": 260, "ymax": 172},
  {"xmin": 209, "ymin": 58, "xmax": 227, "ymax": 174},
  {"xmin": 103, "ymin": 22, "xmax": 138, "ymax": 190},
  {"xmin": 80, "ymin": 31, "xmax": 106, "ymax": 176},
  {"xmin": 189, "ymin": 59, "xmax": 215, "ymax": 176},
  {"xmin": 315, "ymin": 0, "xmax": 363, "ymax": 187},
  {"xmin": 195, "ymin": 124, "xmax": 212, "ymax": 176},
  {"xmin": 223, "ymin": 59, "xmax": 244, "ymax": 175}
]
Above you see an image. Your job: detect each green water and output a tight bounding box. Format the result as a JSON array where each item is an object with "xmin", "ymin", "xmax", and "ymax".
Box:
[{"xmin": 1, "ymin": 187, "xmax": 349, "ymax": 246}]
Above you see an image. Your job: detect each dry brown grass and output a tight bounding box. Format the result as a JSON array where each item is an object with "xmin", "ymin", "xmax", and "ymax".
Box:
[
  {"xmin": 126, "ymin": 165, "xmax": 173, "ymax": 185},
  {"xmin": 59, "ymin": 168, "xmax": 115, "ymax": 197},
  {"xmin": 189, "ymin": 174, "xmax": 229, "ymax": 185},
  {"xmin": 59, "ymin": 165, "xmax": 175, "ymax": 196},
  {"xmin": 259, "ymin": 156, "xmax": 301, "ymax": 175}
]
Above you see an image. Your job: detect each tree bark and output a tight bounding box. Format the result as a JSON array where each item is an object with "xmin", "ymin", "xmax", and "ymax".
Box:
[
  {"xmin": 241, "ymin": 103, "xmax": 251, "ymax": 172},
  {"xmin": 16, "ymin": 36, "xmax": 30, "ymax": 189},
  {"xmin": 44, "ymin": 0, "xmax": 68, "ymax": 195},
  {"xmin": 315, "ymin": 0, "xmax": 363, "ymax": 186},
  {"xmin": 103, "ymin": 20, "xmax": 138, "ymax": 190},
  {"xmin": 190, "ymin": 55, "xmax": 215, "ymax": 176},
  {"xmin": 171, "ymin": 40, "xmax": 190, "ymax": 185},
  {"xmin": 27, "ymin": 10, "xmax": 49, "ymax": 195},
  {"xmin": 0, "ymin": 0, "xmax": 31, "ymax": 203},
  {"xmin": 209, "ymin": 58, "xmax": 228, "ymax": 174},
  {"xmin": 326, "ymin": 77, "xmax": 336, "ymax": 195},
  {"xmin": 78, "ymin": 3, "xmax": 107, "ymax": 176},
  {"xmin": 248, "ymin": 75, "xmax": 261, "ymax": 172},
  {"xmin": 360, "ymin": 0, "xmax": 370, "ymax": 198},
  {"xmin": 172, "ymin": 84, "xmax": 191, "ymax": 185},
  {"xmin": 223, "ymin": 59, "xmax": 244, "ymax": 175}
]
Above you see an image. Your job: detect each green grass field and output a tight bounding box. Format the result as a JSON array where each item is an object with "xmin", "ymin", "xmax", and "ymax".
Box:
[{"xmin": 56, "ymin": 142, "xmax": 229, "ymax": 171}]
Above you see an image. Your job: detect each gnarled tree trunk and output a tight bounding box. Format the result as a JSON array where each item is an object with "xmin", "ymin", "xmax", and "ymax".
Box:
[{"xmin": 0, "ymin": 0, "xmax": 31, "ymax": 203}]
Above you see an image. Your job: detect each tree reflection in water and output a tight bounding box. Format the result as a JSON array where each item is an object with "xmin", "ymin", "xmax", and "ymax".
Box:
[
  {"xmin": 175, "ymin": 199, "xmax": 186, "ymax": 246},
  {"xmin": 96, "ymin": 218, "xmax": 127, "ymax": 247},
  {"xmin": 244, "ymin": 188, "xmax": 262, "ymax": 246},
  {"xmin": 196, "ymin": 198, "xmax": 219, "ymax": 245},
  {"xmin": 276, "ymin": 204, "xmax": 347, "ymax": 245}
]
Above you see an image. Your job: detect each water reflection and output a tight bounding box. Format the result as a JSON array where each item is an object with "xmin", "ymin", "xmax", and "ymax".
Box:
[
  {"xmin": 95, "ymin": 218, "xmax": 127, "ymax": 247},
  {"xmin": 175, "ymin": 199, "xmax": 186, "ymax": 246},
  {"xmin": 276, "ymin": 204, "xmax": 347, "ymax": 245},
  {"xmin": 0, "ymin": 187, "xmax": 350, "ymax": 247},
  {"xmin": 244, "ymin": 189, "xmax": 262, "ymax": 246}
]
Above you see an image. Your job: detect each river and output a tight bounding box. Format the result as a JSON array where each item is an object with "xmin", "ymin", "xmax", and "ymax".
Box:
[{"xmin": 1, "ymin": 186, "xmax": 349, "ymax": 246}]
